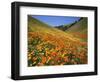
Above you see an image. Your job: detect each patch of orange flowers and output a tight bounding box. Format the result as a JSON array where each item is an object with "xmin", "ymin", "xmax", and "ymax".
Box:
[{"xmin": 28, "ymin": 32, "xmax": 87, "ymax": 67}]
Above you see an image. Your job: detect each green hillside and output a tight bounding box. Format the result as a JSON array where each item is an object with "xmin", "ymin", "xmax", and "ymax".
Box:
[
  {"xmin": 28, "ymin": 15, "xmax": 52, "ymax": 32},
  {"xmin": 66, "ymin": 18, "xmax": 87, "ymax": 33},
  {"xmin": 65, "ymin": 18, "xmax": 88, "ymax": 42}
]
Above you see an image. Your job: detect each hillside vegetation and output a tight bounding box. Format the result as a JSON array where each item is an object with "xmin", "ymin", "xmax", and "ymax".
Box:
[
  {"xmin": 28, "ymin": 16, "xmax": 88, "ymax": 67},
  {"xmin": 66, "ymin": 18, "xmax": 88, "ymax": 42}
]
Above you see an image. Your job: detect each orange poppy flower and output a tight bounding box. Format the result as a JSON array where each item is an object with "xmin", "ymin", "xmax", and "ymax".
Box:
[{"xmin": 41, "ymin": 56, "xmax": 47, "ymax": 64}]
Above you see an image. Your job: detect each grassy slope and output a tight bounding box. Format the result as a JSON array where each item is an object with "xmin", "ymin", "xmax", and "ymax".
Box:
[
  {"xmin": 28, "ymin": 16, "xmax": 81, "ymax": 42},
  {"xmin": 66, "ymin": 18, "xmax": 87, "ymax": 33},
  {"xmin": 65, "ymin": 18, "xmax": 88, "ymax": 42}
]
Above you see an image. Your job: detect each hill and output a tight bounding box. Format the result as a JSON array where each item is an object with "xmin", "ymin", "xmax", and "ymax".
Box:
[
  {"xmin": 66, "ymin": 18, "xmax": 88, "ymax": 42},
  {"xmin": 66, "ymin": 18, "xmax": 87, "ymax": 33},
  {"xmin": 28, "ymin": 16, "xmax": 81, "ymax": 41},
  {"xmin": 28, "ymin": 15, "xmax": 53, "ymax": 32}
]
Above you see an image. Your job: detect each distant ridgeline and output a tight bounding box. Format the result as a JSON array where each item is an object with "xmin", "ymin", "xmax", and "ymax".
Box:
[{"xmin": 55, "ymin": 17, "xmax": 84, "ymax": 31}]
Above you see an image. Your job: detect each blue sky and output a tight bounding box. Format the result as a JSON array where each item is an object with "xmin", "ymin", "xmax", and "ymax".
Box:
[{"xmin": 32, "ymin": 15, "xmax": 81, "ymax": 27}]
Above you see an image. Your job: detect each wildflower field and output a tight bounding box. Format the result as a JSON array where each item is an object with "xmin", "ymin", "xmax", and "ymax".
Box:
[{"xmin": 28, "ymin": 16, "xmax": 88, "ymax": 67}]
